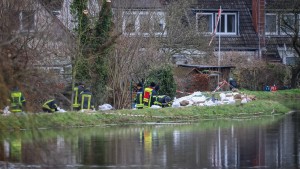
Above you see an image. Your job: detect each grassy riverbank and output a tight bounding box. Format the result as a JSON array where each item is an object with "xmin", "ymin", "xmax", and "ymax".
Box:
[{"xmin": 0, "ymin": 89, "xmax": 299, "ymax": 131}]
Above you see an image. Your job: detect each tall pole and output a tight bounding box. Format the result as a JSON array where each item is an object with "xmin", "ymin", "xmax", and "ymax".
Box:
[
  {"xmin": 258, "ymin": 0, "xmax": 261, "ymax": 59},
  {"xmin": 218, "ymin": 6, "xmax": 221, "ymax": 83}
]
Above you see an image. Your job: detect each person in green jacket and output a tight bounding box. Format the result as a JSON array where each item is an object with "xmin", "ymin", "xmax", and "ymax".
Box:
[
  {"xmin": 10, "ymin": 86, "xmax": 26, "ymax": 113},
  {"xmin": 72, "ymin": 82, "xmax": 85, "ymax": 111},
  {"xmin": 152, "ymin": 95, "xmax": 172, "ymax": 108},
  {"xmin": 79, "ymin": 88, "xmax": 94, "ymax": 111},
  {"xmin": 134, "ymin": 82, "xmax": 144, "ymax": 109},
  {"xmin": 42, "ymin": 99, "xmax": 58, "ymax": 113}
]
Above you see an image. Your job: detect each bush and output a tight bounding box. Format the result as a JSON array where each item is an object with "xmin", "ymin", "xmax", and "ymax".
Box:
[{"xmin": 146, "ymin": 65, "xmax": 177, "ymax": 98}]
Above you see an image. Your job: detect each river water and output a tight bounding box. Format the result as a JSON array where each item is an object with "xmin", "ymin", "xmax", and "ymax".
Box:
[{"xmin": 1, "ymin": 112, "xmax": 300, "ymax": 169}]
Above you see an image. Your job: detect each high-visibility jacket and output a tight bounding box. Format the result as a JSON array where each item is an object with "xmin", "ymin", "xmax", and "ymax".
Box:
[
  {"xmin": 135, "ymin": 91, "xmax": 144, "ymax": 109},
  {"xmin": 73, "ymin": 85, "xmax": 84, "ymax": 109},
  {"xmin": 143, "ymin": 87, "xmax": 154, "ymax": 107},
  {"xmin": 153, "ymin": 95, "xmax": 172, "ymax": 107},
  {"xmin": 10, "ymin": 91, "xmax": 25, "ymax": 113},
  {"xmin": 79, "ymin": 90, "xmax": 94, "ymax": 110},
  {"xmin": 42, "ymin": 99, "xmax": 58, "ymax": 113}
]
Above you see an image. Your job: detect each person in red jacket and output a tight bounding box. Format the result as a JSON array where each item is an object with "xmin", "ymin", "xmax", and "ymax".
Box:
[{"xmin": 143, "ymin": 82, "xmax": 156, "ymax": 107}]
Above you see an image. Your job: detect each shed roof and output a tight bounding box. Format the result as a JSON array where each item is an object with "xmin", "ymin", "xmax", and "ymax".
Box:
[
  {"xmin": 177, "ymin": 64, "xmax": 235, "ymax": 69},
  {"xmin": 173, "ymin": 67, "xmax": 203, "ymax": 78}
]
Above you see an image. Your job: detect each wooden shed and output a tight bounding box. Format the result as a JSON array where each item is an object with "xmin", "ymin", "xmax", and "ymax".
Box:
[{"xmin": 174, "ymin": 64, "xmax": 235, "ymax": 95}]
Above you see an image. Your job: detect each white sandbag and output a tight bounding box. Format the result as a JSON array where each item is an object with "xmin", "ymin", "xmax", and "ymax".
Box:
[
  {"xmin": 99, "ymin": 104, "xmax": 113, "ymax": 111},
  {"xmin": 241, "ymin": 98, "xmax": 248, "ymax": 104},
  {"xmin": 176, "ymin": 91, "xmax": 208, "ymax": 106},
  {"xmin": 227, "ymin": 98, "xmax": 236, "ymax": 104},
  {"xmin": 191, "ymin": 95, "xmax": 206, "ymax": 103},
  {"xmin": 57, "ymin": 107, "xmax": 66, "ymax": 113},
  {"xmin": 151, "ymin": 105, "xmax": 161, "ymax": 109},
  {"xmin": 219, "ymin": 93, "xmax": 226, "ymax": 101},
  {"xmin": 204, "ymin": 100, "xmax": 217, "ymax": 106},
  {"xmin": 172, "ymin": 98, "xmax": 181, "ymax": 108},
  {"xmin": 3, "ymin": 106, "xmax": 11, "ymax": 116}
]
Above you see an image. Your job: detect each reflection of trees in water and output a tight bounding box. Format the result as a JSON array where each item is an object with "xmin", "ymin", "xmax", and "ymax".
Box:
[
  {"xmin": 1, "ymin": 116, "xmax": 300, "ymax": 168},
  {"xmin": 278, "ymin": 99, "xmax": 300, "ymax": 111}
]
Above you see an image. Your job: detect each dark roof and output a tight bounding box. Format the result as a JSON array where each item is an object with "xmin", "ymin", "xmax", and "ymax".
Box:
[
  {"xmin": 265, "ymin": 0, "xmax": 300, "ymax": 10},
  {"xmin": 177, "ymin": 64, "xmax": 235, "ymax": 69},
  {"xmin": 112, "ymin": 0, "xmax": 164, "ymax": 9},
  {"xmin": 192, "ymin": 0, "xmax": 259, "ymax": 50},
  {"xmin": 40, "ymin": 0, "xmax": 64, "ymax": 11}
]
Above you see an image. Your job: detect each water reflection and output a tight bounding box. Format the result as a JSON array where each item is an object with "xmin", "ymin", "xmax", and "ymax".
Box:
[{"xmin": 1, "ymin": 113, "xmax": 300, "ymax": 169}]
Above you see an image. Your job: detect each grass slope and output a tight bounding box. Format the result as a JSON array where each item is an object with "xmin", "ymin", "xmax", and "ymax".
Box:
[{"xmin": 0, "ymin": 89, "xmax": 299, "ymax": 131}]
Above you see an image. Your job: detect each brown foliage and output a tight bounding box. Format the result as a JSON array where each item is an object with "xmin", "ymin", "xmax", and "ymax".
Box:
[
  {"xmin": 176, "ymin": 73, "xmax": 209, "ymax": 97},
  {"xmin": 0, "ymin": 45, "xmax": 66, "ymax": 112}
]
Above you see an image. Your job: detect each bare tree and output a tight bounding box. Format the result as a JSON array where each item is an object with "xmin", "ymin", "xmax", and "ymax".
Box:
[
  {"xmin": 161, "ymin": 0, "xmax": 214, "ymax": 63},
  {"xmin": 266, "ymin": 0, "xmax": 300, "ymax": 88},
  {"xmin": 104, "ymin": 0, "xmax": 213, "ymax": 109},
  {"xmin": 0, "ymin": 0, "xmax": 73, "ymax": 111}
]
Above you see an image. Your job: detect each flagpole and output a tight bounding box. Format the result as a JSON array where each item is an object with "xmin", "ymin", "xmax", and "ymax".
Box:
[
  {"xmin": 208, "ymin": 6, "xmax": 222, "ymax": 85},
  {"xmin": 218, "ymin": 7, "xmax": 221, "ymax": 67},
  {"xmin": 218, "ymin": 6, "xmax": 221, "ymax": 84}
]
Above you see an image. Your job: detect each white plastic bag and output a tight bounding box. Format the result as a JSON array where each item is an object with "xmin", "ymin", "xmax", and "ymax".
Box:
[{"xmin": 99, "ymin": 104, "xmax": 113, "ymax": 111}]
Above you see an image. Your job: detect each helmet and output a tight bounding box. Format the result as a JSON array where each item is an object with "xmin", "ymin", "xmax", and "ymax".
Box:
[
  {"xmin": 165, "ymin": 96, "xmax": 171, "ymax": 103},
  {"xmin": 12, "ymin": 86, "xmax": 19, "ymax": 91},
  {"xmin": 137, "ymin": 82, "xmax": 143, "ymax": 87},
  {"xmin": 150, "ymin": 82, "xmax": 156, "ymax": 87},
  {"xmin": 78, "ymin": 82, "xmax": 85, "ymax": 86}
]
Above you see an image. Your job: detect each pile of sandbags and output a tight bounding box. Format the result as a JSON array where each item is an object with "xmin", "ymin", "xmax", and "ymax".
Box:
[
  {"xmin": 172, "ymin": 91, "xmax": 256, "ymax": 108},
  {"xmin": 172, "ymin": 91, "xmax": 208, "ymax": 107}
]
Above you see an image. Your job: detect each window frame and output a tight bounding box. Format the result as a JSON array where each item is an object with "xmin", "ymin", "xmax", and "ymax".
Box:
[
  {"xmin": 19, "ymin": 10, "xmax": 36, "ymax": 32},
  {"xmin": 195, "ymin": 11, "xmax": 238, "ymax": 36},
  {"xmin": 215, "ymin": 13, "xmax": 237, "ymax": 35},
  {"xmin": 122, "ymin": 11, "xmax": 166, "ymax": 37},
  {"xmin": 265, "ymin": 13, "xmax": 278, "ymax": 35},
  {"xmin": 280, "ymin": 13, "xmax": 297, "ymax": 35},
  {"xmin": 196, "ymin": 13, "xmax": 213, "ymax": 34}
]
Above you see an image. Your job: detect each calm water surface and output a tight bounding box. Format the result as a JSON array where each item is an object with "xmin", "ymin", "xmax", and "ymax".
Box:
[{"xmin": 1, "ymin": 113, "xmax": 300, "ymax": 169}]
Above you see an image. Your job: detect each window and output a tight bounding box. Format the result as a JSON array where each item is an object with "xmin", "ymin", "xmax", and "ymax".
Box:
[
  {"xmin": 123, "ymin": 13, "xmax": 136, "ymax": 34},
  {"xmin": 266, "ymin": 13, "xmax": 300, "ymax": 35},
  {"xmin": 265, "ymin": 13, "xmax": 278, "ymax": 35},
  {"xmin": 152, "ymin": 13, "xmax": 165, "ymax": 33},
  {"xmin": 122, "ymin": 11, "xmax": 166, "ymax": 37},
  {"xmin": 196, "ymin": 12, "xmax": 237, "ymax": 35},
  {"xmin": 216, "ymin": 13, "xmax": 236, "ymax": 34},
  {"xmin": 12, "ymin": 10, "xmax": 36, "ymax": 32},
  {"xmin": 139, "ymin": 14, "xmax": 150, "ymax": 34},
  {"xmin": 196, "ymin": 13, "xmax": 213, "ymax": 33},
  {"xmin": 280, "ymin": 14, "xmax": 296, "ymax": 35},
  {"xmin": 20, "ymin": 11, "xmax": 35, "ymax": 31}
]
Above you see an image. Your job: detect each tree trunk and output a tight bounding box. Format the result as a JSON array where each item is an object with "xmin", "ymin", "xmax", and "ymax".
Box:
[{"xmin": 290, "ymin": 67, "xmax": 300, "ymax": 88}]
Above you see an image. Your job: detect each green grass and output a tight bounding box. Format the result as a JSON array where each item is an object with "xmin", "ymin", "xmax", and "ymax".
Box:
[
  {"xmin": 241, "ymin": 88, "xmax": 300, "ymax": 99},
  {"xmin": 0, "ymin": 89, "xmax": 299, "ymax": 131}
]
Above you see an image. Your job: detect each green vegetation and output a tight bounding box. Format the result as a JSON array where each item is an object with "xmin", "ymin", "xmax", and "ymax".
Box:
[
  {"xmin": 147, "ymin": 65, "xmax": 177, "ymax": 98},
  {"xmin": 1, "ymin": 89, "xmax": 299, "ymax": 131},
  {"xmin": 242, "ymin": 88, "xmax": 300, "ymax": 99},
  {"xmin": 70, "ymin": 0, "xmax": 113, "ymax": 105}
]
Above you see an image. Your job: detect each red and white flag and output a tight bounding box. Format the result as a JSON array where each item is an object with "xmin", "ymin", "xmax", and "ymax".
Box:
[{"xmin": 209, "ymin": 6, "xmax": 222, "ymax": 46}]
